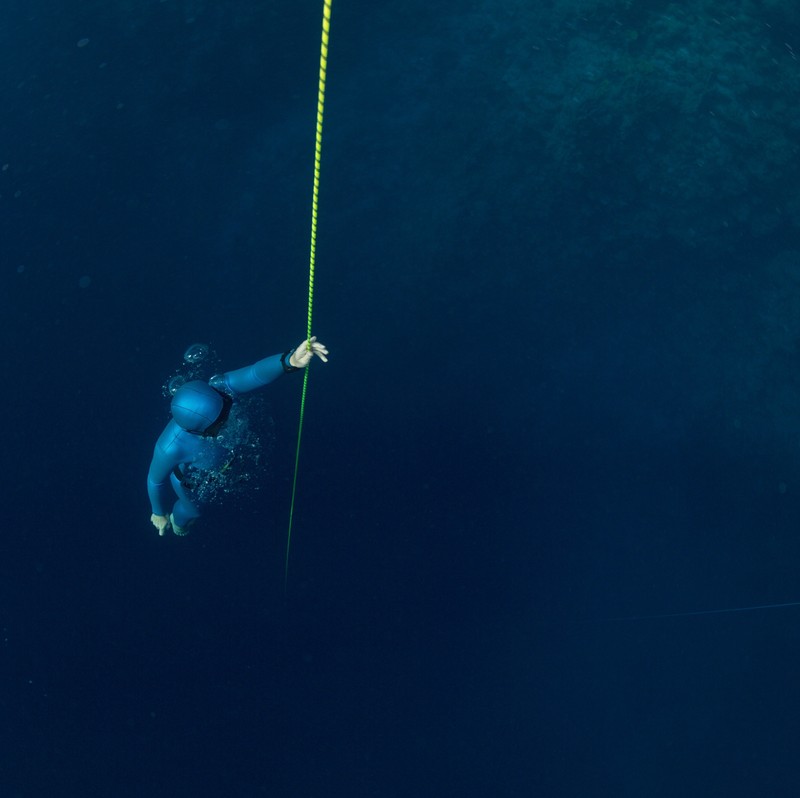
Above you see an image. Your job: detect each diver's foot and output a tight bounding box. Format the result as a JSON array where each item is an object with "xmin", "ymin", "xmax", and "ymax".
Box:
[{"xmin": 169, "ymin": 513, "xmax": 191, "ymax": 536}]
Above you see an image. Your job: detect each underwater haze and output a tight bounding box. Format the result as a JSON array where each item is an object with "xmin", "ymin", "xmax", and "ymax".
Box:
[{"xmin": 4, "ymin": 0, "xmax": 800, "ymax": 795}]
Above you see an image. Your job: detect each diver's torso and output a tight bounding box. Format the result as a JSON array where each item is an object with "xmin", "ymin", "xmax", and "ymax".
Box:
[{"xmin": 157, "ymin": 420, "xmax": 230, "ymax": 471}]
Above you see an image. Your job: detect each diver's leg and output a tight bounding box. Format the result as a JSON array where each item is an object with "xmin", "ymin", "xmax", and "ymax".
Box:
[{"xmin": 169, "ymin": 473, "xmax": 201, "ymax": 535}]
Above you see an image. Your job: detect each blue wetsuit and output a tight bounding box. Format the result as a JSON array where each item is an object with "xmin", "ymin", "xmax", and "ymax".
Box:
[{"xmin": 147, "ymin": 352, "xmax": 289, "ymax": 528}]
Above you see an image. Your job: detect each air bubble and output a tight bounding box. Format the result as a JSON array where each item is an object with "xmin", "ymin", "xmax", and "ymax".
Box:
[
  {"xmin": 167, "ymin": 375, "xmax": 187, "ymax": 396},
  {"xmin": 183, "ymin": 343, "xmax": 209, "ymax": 365}
]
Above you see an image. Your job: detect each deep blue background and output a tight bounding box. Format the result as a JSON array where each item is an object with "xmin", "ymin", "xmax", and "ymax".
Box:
[{"xmin": 4, "ymin": 1, "xmax": 800, "ymax": 796}]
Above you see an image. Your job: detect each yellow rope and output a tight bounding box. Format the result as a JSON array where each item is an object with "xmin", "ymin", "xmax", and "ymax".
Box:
[{"xmin": 285, "ymin": 0, "xmax": 332, "ymax": 589}]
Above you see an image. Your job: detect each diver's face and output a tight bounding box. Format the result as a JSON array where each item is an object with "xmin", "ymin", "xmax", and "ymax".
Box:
[{"xmin": 202, "ymin": 394, "xmax": 233, "ymax": 438}]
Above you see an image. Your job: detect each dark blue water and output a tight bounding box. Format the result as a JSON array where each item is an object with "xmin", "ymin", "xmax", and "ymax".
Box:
[{"xmin": 4, "ymin": 1, "xmax": 800, "ymax": 795}]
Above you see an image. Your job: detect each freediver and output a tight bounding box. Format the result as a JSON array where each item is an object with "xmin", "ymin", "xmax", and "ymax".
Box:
[{"xmin": 147, "ymin": 337, "xmax": 329, "ymax": 536}]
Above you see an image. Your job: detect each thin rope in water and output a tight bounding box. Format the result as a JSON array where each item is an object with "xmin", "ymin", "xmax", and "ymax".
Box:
[
  {"xmin": 285, "ymin": 0, "xmax": 332, "ymax": 591},
  {"xmin": 607, "ymin": 600, "xmax": 800, "ymax": 622}
]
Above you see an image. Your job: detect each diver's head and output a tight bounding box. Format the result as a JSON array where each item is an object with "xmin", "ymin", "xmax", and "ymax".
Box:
[{"xmin": 171, "ymin": 380, "xmax": 227, "ymax": 434}]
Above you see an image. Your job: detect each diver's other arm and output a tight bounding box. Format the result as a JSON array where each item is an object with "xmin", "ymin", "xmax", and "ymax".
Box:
[
  {"xmin": 289, "ymin": 336, "xmax": 329, "ymax": 368},
  {"xmin": 147, "ymin": 435, "xmax": 184, "ymax": 535},
  {"xmin": 147, "ymin": 447, "xmax": 177, "ymax": 517}
]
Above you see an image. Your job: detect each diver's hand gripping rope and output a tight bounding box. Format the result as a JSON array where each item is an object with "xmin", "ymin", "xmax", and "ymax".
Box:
[{"xmin": 285, "ymin": 0, "xmax": 332, "ymax": 590}]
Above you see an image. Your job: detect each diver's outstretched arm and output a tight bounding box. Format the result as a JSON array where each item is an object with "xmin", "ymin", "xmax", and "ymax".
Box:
[{"xmin": 221, "ymin": 337, "xmax": 330, "ymax": 395}]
